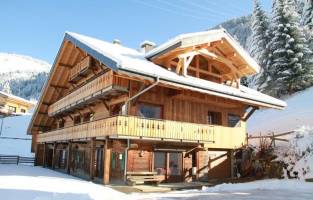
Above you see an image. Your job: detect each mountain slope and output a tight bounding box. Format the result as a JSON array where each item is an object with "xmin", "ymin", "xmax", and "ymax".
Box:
[
  {"xmin": 0, "ymin": 53, "xmax": 51, "ymax": 100},
  {"xmin": 248, "ymin": 86, "xmax": 313, "ymax": 134}
]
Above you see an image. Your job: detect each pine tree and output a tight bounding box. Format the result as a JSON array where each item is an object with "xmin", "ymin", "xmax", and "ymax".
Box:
[
  {"xmin": 302, "ymin": 0, "xmax": 313, "ymax": 29},
  {"xmin": 284, "ymin": 0, "xmax": 313, "ymax": 93},
  {"xmin": 266, "ymin": 0, "xmax": 313, "ymax": 97},
  {"xmin": 264, "ymin": 0, "xmax": 289, "ymax": 96},
  {"xmin": 249, "ymin": 0, "xmax": 271, "ymax": 90}
]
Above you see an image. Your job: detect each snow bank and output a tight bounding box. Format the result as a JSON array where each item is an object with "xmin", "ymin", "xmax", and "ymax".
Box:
[
  {"xmin": 0, "ymin": 115, "xmax": 33, "ymax": 157},
  {"xmin": 0, "ymin": 165, "xmax": 127, "ymax": 200},
  {"xmin": 203, "ymin": 179, "xmax": 313, "ymax": 192},
  {"xmin": 248, "ymin": 86, "xmax": 313, "ymax": 134},
  {"xmin": 275, "ymin": 126, "xmax": 313, "ymax": 180}
]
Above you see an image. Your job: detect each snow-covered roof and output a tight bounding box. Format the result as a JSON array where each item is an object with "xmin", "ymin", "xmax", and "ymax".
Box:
[
  {"xmin": 0, "ymin": 91, "xmax": 34, "ymax": 106},
  {"xmin": 140, "ymin": 40, "xmax": 156, "ymax": 47},
  {"xmin": 145, "ymin": 29, "xmax": 261, "ymax": 73},
  {"xmin": 64, "ymin": 31, "xmax": 286, "ymax": 109}
]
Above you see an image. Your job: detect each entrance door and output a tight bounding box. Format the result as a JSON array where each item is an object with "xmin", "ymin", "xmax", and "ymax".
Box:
[
  {"xmin": 95, "ymin": 147, "xmax": 104, "ymax": 179},
  {"xmin": 110, "ymin": 151, "xmax": 125, "ymax": 182},
  {"xmin": 167, "ymin": 152, "xmax": 183, "ymax": 182}
]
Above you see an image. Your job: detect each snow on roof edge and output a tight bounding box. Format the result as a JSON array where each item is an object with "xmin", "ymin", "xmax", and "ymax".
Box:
[
  {"xmin": 145, "ymin": 29, "xmax": 260, "ymax": 73},
  {"xmin": 0, "ymin": 91, "xmax": 34, "ymax": 105}
]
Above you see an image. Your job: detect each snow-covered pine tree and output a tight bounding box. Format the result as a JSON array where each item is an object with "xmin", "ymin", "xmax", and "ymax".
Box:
[
  {"xmin": 284, "ymin": 0, "xmax": 313, "ymax": 93},
  {"xmin": 264, "ymin": 0, "xmax": 313, "ymax": 97},
  {"xmin": 249, "ymin": 0, "xmax": 270, "ymax": 90},
  {"xmin": 302, "ymin": 0, "xmax": 313, "ymax": 29},
  {"xmin": 264, "ymin": 0, "xmax": 289, "ymax": 96}
]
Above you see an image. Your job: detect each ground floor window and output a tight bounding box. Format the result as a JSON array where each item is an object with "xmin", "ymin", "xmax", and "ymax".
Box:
[
  {"xmin": 154, "ymin": 152, "xmax": 166, "ymax": 175},
  {"xmin": 153, "ymin": 152, "xmax": 182, "ymax": 177}
]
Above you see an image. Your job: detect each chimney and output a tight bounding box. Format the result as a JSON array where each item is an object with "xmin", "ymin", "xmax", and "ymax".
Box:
[
  {"xmin": 140, "ymin": 40, "xmax": 156, "ymax": 53},
  {"xmin": 113, "ymin": 39, "xmax": 121, "ymax": 45}
]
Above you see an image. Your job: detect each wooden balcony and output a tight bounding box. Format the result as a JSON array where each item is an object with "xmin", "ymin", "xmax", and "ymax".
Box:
[
  {"xmin": 37, "ymin": 116, "xmax": 246, "ymax": 149},
  {"xmin": 69, "ymin": 56, "xmax": 92, "ymax": 83},
  {"xmin": 48, "ymin": 71, "xmax": 128, "ymax": 116}
]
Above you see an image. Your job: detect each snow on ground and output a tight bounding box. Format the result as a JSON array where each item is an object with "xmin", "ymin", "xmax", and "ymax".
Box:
[
  {"xmin": 248, "ymin": 87, "xmax": 313, "ymax": 134},
  {"xmin": 133, "ymin": 179, "xmax": 313, "ymax": 200},
  {"xmin": 0, "ymin": 164, "xmax": 312, "ymax": 200},
  {"xmin": 0, "ymin": 115, "xmax": 33, "ymax": 157},
  {"xmin": 274, "ymin": 126, "xmax": 313, "ymax": 180},
  {"xmin": 0, "ymin": 165, "xmax": 127, "ymax": 200}
]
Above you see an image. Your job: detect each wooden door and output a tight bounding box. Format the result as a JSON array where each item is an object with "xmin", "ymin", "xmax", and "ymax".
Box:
[
  {"xmin": 110, "ymin": 151, "xmax": 125, "ymax": 180},
  {"xmin": 167, "ymin": 152, "xmax": 183, "ymax": 182}
]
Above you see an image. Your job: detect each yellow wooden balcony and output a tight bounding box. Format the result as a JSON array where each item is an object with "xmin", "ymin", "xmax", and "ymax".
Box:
[
  {"xmin": 37, "ymin": 116, "xmax": 247, "ymax": 149},
  {"xmin": 48, "ymin": 71, "xmax": 127, "ymax": 116}
]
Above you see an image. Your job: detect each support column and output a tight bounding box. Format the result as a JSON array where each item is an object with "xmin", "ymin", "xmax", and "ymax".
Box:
[
  {"xmin": 229, "ymin": 149, "xmax": 234, "ymax": 178},
  {"xmin": 66, "ymin": 141, "xmax": 72, "ymax": 174},
  {"xmin": 103, "ymin": 139, "xmax": 111, "ymax": 185},
  {"xmin": 52, "ymin": 142, "xmax": 57, "ymax": 169},
  {"xmin": 90, "ymin": 137, "xmax": 96, "ymax": 180},
  {"xmin": 196, "ymin": 150, "xmax": 200, "ymax": 181},
  {"xmin": 43, "ymin": 142, "xmax": 47, "ymax": 168}
]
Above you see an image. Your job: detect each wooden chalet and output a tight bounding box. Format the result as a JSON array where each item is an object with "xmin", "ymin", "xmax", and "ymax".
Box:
[
  {"xmin": 28, "ymin": 29, "xmax": 286, "ymax": 185},
  {"xmin": 0, "ymin": 91, "xmax": 34, "ymax": 116}
]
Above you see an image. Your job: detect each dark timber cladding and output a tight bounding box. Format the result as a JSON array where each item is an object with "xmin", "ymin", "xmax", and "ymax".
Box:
[{"xmin": 29, "ymin": 29, "xmax": 286, "ymax": 185}]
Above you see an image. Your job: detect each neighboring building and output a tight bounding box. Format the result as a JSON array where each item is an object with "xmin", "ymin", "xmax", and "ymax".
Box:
[
  {"xmin": 0, "ymin": 91, "xmax": 34, "ymax": 116},
  {"xmin": 28, "ymin": 29, "xmax": 286, "ymax": 185}
]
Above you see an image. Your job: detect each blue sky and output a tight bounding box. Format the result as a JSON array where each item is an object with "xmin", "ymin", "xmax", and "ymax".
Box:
[{"xmin": 0, "ymin": 0, "xmax": 272, "ymax": 64}]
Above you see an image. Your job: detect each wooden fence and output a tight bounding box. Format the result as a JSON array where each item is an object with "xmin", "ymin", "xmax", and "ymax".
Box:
[
  {"xmin": 248, "ymin": 131, "xmax": 294, "ymax": 147},
  {"xmin": 0, "ymin": 155, "xmax": 35, "ymax": 165}
]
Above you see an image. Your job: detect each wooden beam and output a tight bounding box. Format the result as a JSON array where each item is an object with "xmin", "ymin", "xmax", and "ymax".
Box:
[
  {"xmin": 103, "ymin": 139, "xmax": 111, "ymax": 185},
  {"xmin": 59, "ymin": 63, "xmax": 72, "ymax": 68},
  {"xmin": 90, "ymin": 137, "xmax": 96, "ymax": 180},
  {"xmin": 66, "ymin": 141, "xmax": 72, "ymax": 174},
  {"xmin": 38, "ymin": 112, "xmax": 48, "ymax": 115},
  {"xmin": 52, "ymin": 142, "xmax": 57, "ymax": 169},
  {"xmin": 50, "ymin": 84, "xmax": 69, "ymax": 90},
  {"xmin": 243, "ymin": 107, "xmax": 258, "ymax": 121}
]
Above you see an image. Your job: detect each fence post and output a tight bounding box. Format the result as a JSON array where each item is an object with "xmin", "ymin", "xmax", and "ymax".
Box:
[{"xmin": 17, "ymin": 156, "xmax": 20, "ymax": 165}]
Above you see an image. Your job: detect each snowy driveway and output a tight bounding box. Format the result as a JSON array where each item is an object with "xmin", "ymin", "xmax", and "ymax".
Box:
[{"xmin": 0, "ymin": 165, "xmax": 312, "ymax": 200}]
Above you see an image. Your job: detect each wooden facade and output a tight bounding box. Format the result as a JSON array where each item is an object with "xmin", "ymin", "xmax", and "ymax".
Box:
[{"xmin": 29, "ymin": 30, "xmax": 285, "ymax": 185}]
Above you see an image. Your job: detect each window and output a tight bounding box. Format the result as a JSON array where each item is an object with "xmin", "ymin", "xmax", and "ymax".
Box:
[
  {"xmin": 58, "ymin": 119, "xmax": 65, "ymax": 128},
  {"xmin": 83, "ymin": 112, "xmax": 94, "ymax": 122},
  {"xmin": 74, "ymin": 116, "xmax": 81, "ymax": 125},
  {"xmin": 228, "ymin": 114, "xmax": 241, "ymax": 127},
  {"xmin": 20, "ymin": 109, "xmax": 26, "ymax": 113},
  {"xmin": 154, "ymin": 152, "xmax": 166, "ymax": 175},
  {"xmin": 8, "ymin": 106, "xmax": 16, "ymax": 113},
  {"xmin": 208, "ymin": 111, "xmax": 222, "ymax": 125},
  {"xmin": 137, "ymin": 103, "xmax": 163, "ymax": 119}
]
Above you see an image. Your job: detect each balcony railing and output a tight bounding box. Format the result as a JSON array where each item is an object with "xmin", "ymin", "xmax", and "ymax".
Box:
[
  {"xmin": 48, "ymin": 71, "xmax": 116, "ymax": 116},
  {"xmin": 37, "ymin": 116, "xmax": 246, "ymax": 149},
  {"xmin": 69, "ymin": 56, "xmax": 92, "ymax": 82}
]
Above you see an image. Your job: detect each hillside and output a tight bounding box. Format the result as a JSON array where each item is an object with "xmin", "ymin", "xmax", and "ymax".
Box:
[
  {"xmin": 0, "ymin": 53, "xmax": 50, "ymax": 100},
  {"xmin": 248, "ymin": 86, "xmax": 313, "ymax": 134},
  {"xmin": 214, "ymin": 15, "xmax": 252, "ymax": 50}
]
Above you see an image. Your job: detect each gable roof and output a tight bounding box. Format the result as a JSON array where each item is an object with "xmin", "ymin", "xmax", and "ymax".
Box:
[
  {"xmin": 145, "ymin": 29, "xmax": 260, "ymax": 75},
  {"xmin": 64, "ymin": 31, "xmax": 286, "ymax": 109},
  {"xmin": 0, "ymin": 91, "xmax": 34, "ymax": 106}
]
